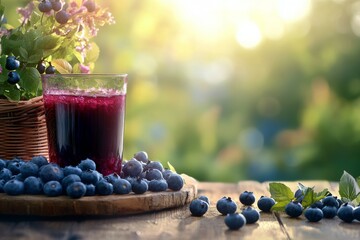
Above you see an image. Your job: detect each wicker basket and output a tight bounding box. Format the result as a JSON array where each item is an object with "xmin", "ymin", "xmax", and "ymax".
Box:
[{"xmin": 0, "ymin": 96, "xmax": 49, "ymax": 160}]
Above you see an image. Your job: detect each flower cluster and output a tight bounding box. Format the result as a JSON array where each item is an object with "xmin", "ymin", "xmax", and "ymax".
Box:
[{"xmin": 0, "ymin": 0, "xmax": 114, "ymax": 101}]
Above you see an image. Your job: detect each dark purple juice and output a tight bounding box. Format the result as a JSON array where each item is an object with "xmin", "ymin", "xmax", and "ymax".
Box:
[{"xmin": 43, "ymin": 92, "xmax": 126, "ymax": 175}]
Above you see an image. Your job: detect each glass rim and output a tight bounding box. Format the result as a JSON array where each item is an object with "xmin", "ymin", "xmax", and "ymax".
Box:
[{"xmin": 42, "ymin": 73, "xmax": 128, "ymax": 78}]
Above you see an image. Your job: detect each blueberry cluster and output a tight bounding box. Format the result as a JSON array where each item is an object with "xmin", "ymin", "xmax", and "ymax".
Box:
[
  {"xmin": 190, "ymin": 191, "xmax": 272, "ymax": 230},
  {"xmin": 0, "ymin": 151, "xmax": 184, "ymax": 199},
  {"xmin": 285, "ymin": 192, "xmax": 360, "ymax": 223},
  {"xmin": 38, "ymin": 0, "xmax": 70, "ymax": 25},
  {"xmin": 4, "ymin": 56, "xmax": 21, "ymax": 85}
]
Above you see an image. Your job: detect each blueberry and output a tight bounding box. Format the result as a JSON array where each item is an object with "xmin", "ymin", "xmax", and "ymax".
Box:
[
  {"xmin": 131, "ymin": 179, "xmax": 148, "ymax": 194},
  {"xmin": 24, "ymin": 176, "xmax": 43, "ymax": 195},
  {"xmin": 113, "ymin": 179, "xmax": 132, "ymax": 194},
  {"xmin": 13, "ymin": 173, "xmax": 25, "ymax": 181},
  {"xmin": 122, "ymin": 159, "xmax": 143, "ymax": 177},
  {"xmin": 162, "ymin": 169, "xmax": 173, "ymax": 181},
  {"xmin": 311, "ymin": 201, "xmax": 324, "ymax": 209},
  {"xmin": 166, "ymin": 173, "xmax": 184, "ymax": 191},
  {"xmin": 36, "ymin": 61, "xmax": 46, "ymax": 74},
  {"xmin": 39, "ymin": 163, "xmax": 64, "ymax": 183},
  {"xmin": 61, "ymin": 174, "xmax": 81, "ymax": 190},
  {"xmin": 148, "ymin": 179, "xmax": 168, "ymax": 192},
  {"xmin": 55, "ymin": 10, "xmax": 69, "ymax": 24},
  {"xmin": 20, "ymin": 161, "xmax": 39, "ymax": 178},
  {"xmin": 134, "ymin": 151, "xmax": 149, "ymax": 163},
  {"xmin": 125, "ymin": 176, "xmax": 136, "ymax": 185},
  {"xmin": 257, "ymin": 196, "xmax": 276, "ymax": 212},
  {"xmin": 7, "ymin": 160, "xmax": 23, "ymax": 174},
  {"xmin": 7, "ymin": 71, "xmax": 21, "ymax": 84},
  {"xmin": 67, "ymin": 182, "xmax": 86, "ymax": 199},
  {"xmin": 78, "ymin": 158, "xmax": 96, "ymax": 171},
  {"xmin": 321, "ymin": 206, "xmax": 337, "ymax": 219},
  {"xmin": 38, "ymin": 0, "xmax": 53, "ymax": 13},
  {"xmin": 0, "ymin": 159, "xmax": 6, "ymax": 170},
  {"xmin": 43, "ymin": 181, "xmax": 63, "ymax": 197},
  {"xmin": 145, "ymin": 168, "xmax": 163, "ymax": 181},
  {"xmin": 83, "ymin": 0, "xmax": 96, "ymax": 12},
  {"xmin": 45, "ymin": 65, "xmax": 56, "ymax": 74},
  {"xmin": 96, "ymin": 180, "xmax": 113, "ymax": 195},
  {"xmin": 239, "ymin": 191, "xmax": 256, "ymax": 206},
  {"xmin": 224, "ymin": 213, "xmax": 246, "ymax": 230},
  {"xmin": 30, "ymin": 155, "xmax": 48, "ymax": 168},
  {"xmin": 0, "ymin": 168, "xmax": 13, "ymax": 181},
  {"xmin": 104, "ymin": 173, "xmax": 121, "ymax": 184},
  {"xmin": 241, "ymin": 206, "xmax": 260, "ymax": 224},
  {"xmin": 189, "ymin": 198, "xmax": 208, "ymax": 216},
  {"xmin": 294, "ymin": 189, "xmax": 304, "ymax": 203},
  {"xmin": 85, "ymin": 184, "xmax": 96, "ymax": 196},
  {"xmin": 304, "ymin": 206, "xmax": 323, "ymax": 222},
  {"xmin": 216, "ymin": 197, "xmax": 237, "ymax": 215},
  {"xmin": 51, "ymin": 0, "xmax": 62, "ymax": 11},
  {"xmin": 322, "ymin": 196, "xmax": 339, "ymax": 208},
  {"xmin": 63, "ymin": 166, "xmax": 82, "ymax": 176},
  {"xmin": 198, "ymin": 195, "xmax": 210, "ymax": 205},
  {"xmin": 144, "ymin": 161, "xmax": 164, "ymax": 172},
  {"xmin": 3, "ymin": 179, "xmax": 24, "ymax": 195},
  {"xmin": 337, "ymin": 203, "xmax": 354, "ymax": 223},
  {"xmin": 0, "ymin": 179, "xmax": 5, "ymax": 193},
  {"xmin": 80, "ymin": 169, "xmax": 100, "ymax": 185},
  {"xmin": 353, "ymin": 206, "xmax": 360, "ymax": 221},
  {"xmin": 285, "ymin": 201, "xmax": 303, "ymax": 218},
  {"xmin": 5, "ymin": 56, "xmax": 20, "ymax": 70}
]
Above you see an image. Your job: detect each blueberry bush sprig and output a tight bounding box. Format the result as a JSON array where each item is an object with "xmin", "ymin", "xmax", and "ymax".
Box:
[{"xmin": 0, "ymin": 0, "xmax": 115, "ymax": 101}]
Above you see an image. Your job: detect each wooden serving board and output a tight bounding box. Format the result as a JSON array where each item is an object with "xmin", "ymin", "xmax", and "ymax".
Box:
[{"xmin": 0, "ymin": 175, "xmax": 197, "ymax": 217}]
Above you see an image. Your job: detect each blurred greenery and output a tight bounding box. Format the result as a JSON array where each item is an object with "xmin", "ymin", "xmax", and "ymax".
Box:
[{"xmin": 4, "ymin": 0, "xmax": 360, "ymax": 181}]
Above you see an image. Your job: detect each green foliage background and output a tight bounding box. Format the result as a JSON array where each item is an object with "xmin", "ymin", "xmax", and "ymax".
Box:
[{"xmin": 4, "ymin": 0, "xmax": 360, "ymax": 182}]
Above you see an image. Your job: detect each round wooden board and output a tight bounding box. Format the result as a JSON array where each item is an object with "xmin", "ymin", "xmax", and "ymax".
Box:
[{"xmin": 0, "ymin": 175, "xmax": 197, "ymax": 217}]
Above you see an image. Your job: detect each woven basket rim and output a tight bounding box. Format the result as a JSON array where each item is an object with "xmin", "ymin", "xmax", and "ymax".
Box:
[{"xmin": 0, "ymin": 95, "xmax": 43, "ymax": 104}]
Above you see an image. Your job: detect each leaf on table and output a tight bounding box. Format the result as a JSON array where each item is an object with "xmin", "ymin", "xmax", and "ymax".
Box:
[
  {"xmin": 339, "ymin": 171, "xmax": 360, "ymax": 201},
  {"xmin": 269, "ymin": 182, "xmax": 294, "ymax": 202},
  {"xmin": 271, "ymin": 201, "xmax": 289, "ymax": 212},
  {"xmin": 302, "ymin": 187, "xmax": 314, "ymax": 208},
  {"xmin": 167, "ymin": 161, "xmax": 177, "ymax": 173}
]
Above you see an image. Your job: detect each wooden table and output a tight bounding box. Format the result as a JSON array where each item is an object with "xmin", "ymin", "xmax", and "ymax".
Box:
[{"xmin": 0, "ymin": 181, "xmax": 359, "ymax": 240}]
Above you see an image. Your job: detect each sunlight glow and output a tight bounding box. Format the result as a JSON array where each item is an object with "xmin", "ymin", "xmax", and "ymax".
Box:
[
  {"xmin": 236, "ymin": 20, "xmax": 262, "ymax": 49},
  {"xmin": 165, "ymin": 0, "xmax": 313, "ymax": 50},
  {"xmin": 277, "ymin": 0, "xmax": 311, "ymax": 22}
]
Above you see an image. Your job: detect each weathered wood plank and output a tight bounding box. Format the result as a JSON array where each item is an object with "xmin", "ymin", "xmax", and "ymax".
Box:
[{"xmin": 0, "ymin": 181, "xmax": 358, "ymax": 240}]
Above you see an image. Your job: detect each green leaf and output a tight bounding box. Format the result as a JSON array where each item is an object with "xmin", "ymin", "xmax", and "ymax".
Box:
[
  {"xmin": 270, "ymin": 201, "xmax": 289, "ymax": 212},
  {"xmin": 339, "ymin": 171, "xmax": 360, "ymax": 201},
  {"xmin": 18, "ymin": 67, "xmax": 41, "ymax": 99},
  {"xmin": 269, "ymin": 183, "xmax": 294, "ymax": 202},
  {"xmin": 34, "ymin": 34, "xmax": 62, "ymax": 51},
  {"xmin": 27, "ymin": 53, "xmax": 44, "ymax": 64},
  {"xmin": 51, "ymin": 59, "xmax": 73, "ymax": 74},
  {"xmin": 314, "ymin": 188, "xmax": 330, "ymax": 202},
  {"xmin": 302, "ymin": 187, "xmax": 314, "ymax": 208},
  {"xmin": 167, "ymin": 161, "xmax": 177, "ymax": 173},
  {"xmin": 3, "ymin": 82, "xmax": 20, "ymax": 101},
  {"xmin": 18, "ymin": 47, "xmax": 28, "ymax": 60},
  {"xmin": 85, "ymin": 42, "xmax": 100, "ymax": 64},
  {"xmin": 357, "ymin": 176, "xmax": 360, "ymax": 188}
]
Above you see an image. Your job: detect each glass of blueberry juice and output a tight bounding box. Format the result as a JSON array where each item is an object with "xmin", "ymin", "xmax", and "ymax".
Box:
[{"xmin": 41, "ymin": 74, "xmax": 128, "ymax": 176}]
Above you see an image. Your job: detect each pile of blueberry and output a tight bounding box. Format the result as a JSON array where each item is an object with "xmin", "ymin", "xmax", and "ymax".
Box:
[
  {"xmin": 287, "ymin": 193, "xmax": 360, "ymax": 223},
  {"xmin": 190, "ymin": 191, "xmax": 272, "ymax": 230},
  {"xmin": 0, "ymin": 151, "xmax": 184, "ymax": 199}
]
